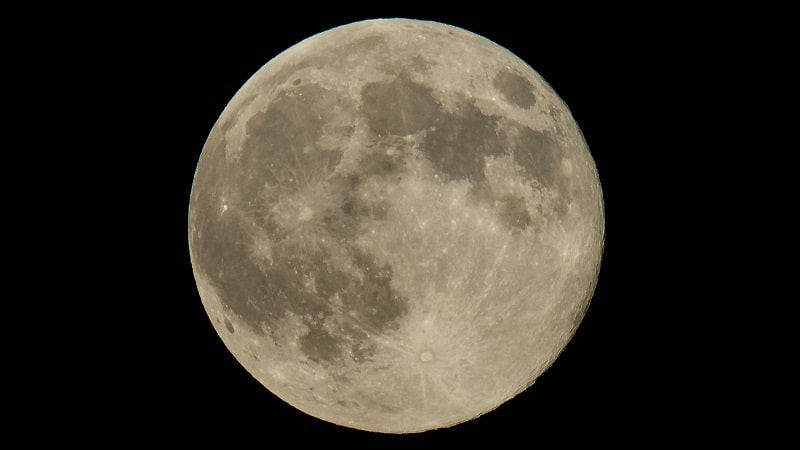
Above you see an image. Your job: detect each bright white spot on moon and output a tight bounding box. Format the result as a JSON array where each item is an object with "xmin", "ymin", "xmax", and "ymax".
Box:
[
  {"xmin": 420, "ymin": 351, "xmax": 433, "ymax": 362},
  {"xmin": 561, "ymin": 158, "xmax": 574, "ymax": 176},
  {"xmin": 298, "ymin": 206, "xmax": 313, "ymax": 222}
]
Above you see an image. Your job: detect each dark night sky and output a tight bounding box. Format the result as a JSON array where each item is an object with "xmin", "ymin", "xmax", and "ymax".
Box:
[
  {"xmin": 41, "ymin": 5, "xmax": 777, "ymax": 446},
  {"xmin": 143, "ymin": 14, "xmax": 675, "ymax": 444}
]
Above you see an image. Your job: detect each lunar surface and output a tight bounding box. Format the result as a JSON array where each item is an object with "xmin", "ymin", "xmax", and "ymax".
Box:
[{"xmin": 188, "ymin": 19, "xmax": 604, "ymax": 433}]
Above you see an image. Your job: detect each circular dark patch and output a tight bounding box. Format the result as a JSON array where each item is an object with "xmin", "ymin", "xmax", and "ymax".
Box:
[{"xmin": 493, "ymin": 71, "xmax": 537, "ymax": 109}]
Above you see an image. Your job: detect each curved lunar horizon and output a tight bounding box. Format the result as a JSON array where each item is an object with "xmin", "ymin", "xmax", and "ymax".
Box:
[{"xmin": 189, "ymin": 18, "xmax": 604, "ymax": 433}]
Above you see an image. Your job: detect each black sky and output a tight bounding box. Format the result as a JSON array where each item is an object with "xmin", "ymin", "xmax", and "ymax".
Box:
[{"xmin": 47, "ymin": 5, "xmax": 772, "ymax": 446}]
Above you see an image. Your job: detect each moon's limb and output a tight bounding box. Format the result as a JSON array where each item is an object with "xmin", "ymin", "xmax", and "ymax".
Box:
[{"xmin": 189, "ymin": 18, "xmax": 604, "ymax": 433}]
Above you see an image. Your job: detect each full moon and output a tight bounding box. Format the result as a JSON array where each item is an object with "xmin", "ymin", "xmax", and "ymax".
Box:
[{"xmin": 188, "ymin": 19, "xmax": 604, "ymax": 433}]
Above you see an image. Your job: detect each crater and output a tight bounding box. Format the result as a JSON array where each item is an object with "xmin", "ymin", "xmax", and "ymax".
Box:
[
  {"xmin": 337, "ymin": 399, "xmax": 361, "ymax": 408},
  {"xmin": 420, "ymin": 351, "xmax": 434, "ymax": 362},
  {"xmin": 224, "ymin": 317, "xmax": 235, "ymax": 333},
  {"xmin": 493, "ymin": 71, "xmax": 537, "ymax": 109}
]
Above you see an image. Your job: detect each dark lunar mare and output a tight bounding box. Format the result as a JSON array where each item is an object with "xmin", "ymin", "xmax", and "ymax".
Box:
[
  {"xmin": 191, "ymin": 80, "xmax": 410, "ymax": 366},
  {"xmin": 360, "ymin": 72, "xmax": 570, "ymax": 228},
  {"xmin": 493, "ymin": 71, "xmax": 537, "ymax": 109}
]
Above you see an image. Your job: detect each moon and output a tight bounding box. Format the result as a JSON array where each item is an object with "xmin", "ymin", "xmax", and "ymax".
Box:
[{"xmin": 188, "ymin": 18, "xmax": 604, "ymax": 433}]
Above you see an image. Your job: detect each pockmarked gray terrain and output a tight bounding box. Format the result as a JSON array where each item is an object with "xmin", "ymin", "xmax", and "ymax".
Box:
[{"xmin": 189, "ymin": 19, "xmax": 604, "ymax": 433}]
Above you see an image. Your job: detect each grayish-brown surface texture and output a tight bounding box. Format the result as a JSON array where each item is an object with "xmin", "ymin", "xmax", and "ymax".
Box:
[{"xmin": 188, "ymin": 19, "xmax": 604, "ymax": 433}]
